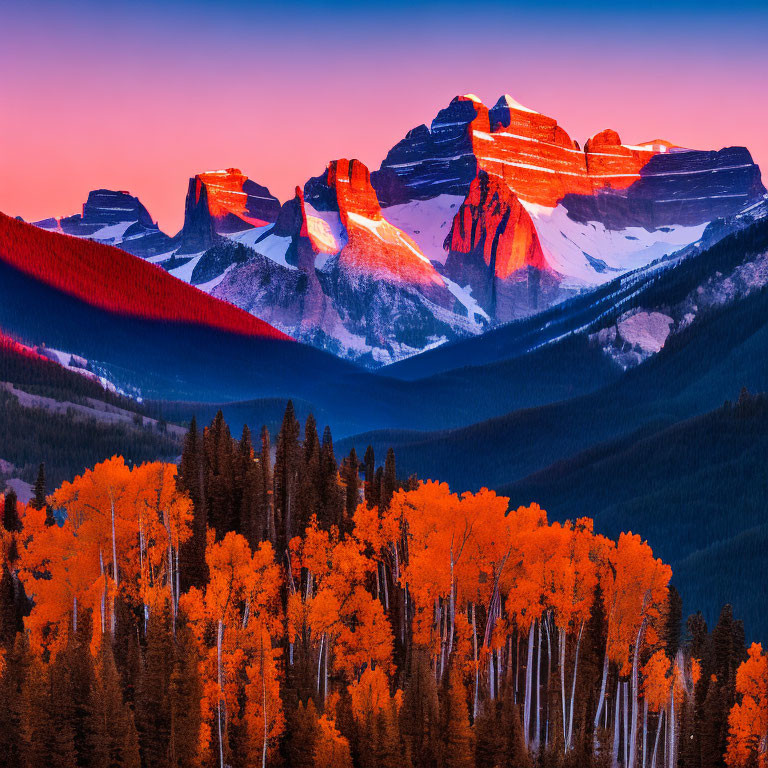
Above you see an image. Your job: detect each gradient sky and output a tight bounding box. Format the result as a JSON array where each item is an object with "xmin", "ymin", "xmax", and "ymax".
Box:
[{"xmin": 2, "ymin": 0, "xmax": 766, "ymax": 234}]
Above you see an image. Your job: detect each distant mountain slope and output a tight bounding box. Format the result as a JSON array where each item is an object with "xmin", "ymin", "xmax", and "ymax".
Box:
[
  {"xmin": 384, "ymin": 205, "xmax": 768, "ymax": 380},
  {"xmin": 34, "ymin": 188, "xmax": 174, "ymax": 258},
  {"xmin": 340, "ymin": 257, "xmax": 768, "ymax": 491},
  {"xmin": 0, "ymin": 213, "xmax": 289, "ymax": 340},
  {"xmin": 0, "ymin": 332, "xmax": 181, "ymax": 487},
  {"xmin": 211, "ymin": 159, "xmax": 485, "ymax": 365},
  {"xmin": 501, "ymin": 392, "xmax": 768, "ymax": 641}
]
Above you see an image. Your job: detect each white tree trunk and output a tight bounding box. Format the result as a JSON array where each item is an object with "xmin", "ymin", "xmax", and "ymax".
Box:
[
  {"xmin": 534, "ymin": 619, "xmax": 541, "ymax": 750},
  {"xmin": 629, "ymin": 617, "xmax": 648, "ymax": 768},
  {"xmin": 560, "ymin": 626, "xmax": 567, "ymax": 747},
  {"xmin": 110, "ymin": 493, "xmax": 119, "ymax": 588},
  {"xmin": 566, "ymin": 620, "xmax": 584, "ymax": 752},
  {"xmin": 316, "ymin": 633, "xmax": 324, "ymax": 695},
  {"xmin": 651, "ymin": 710, "xmax": 664, "ymax": 768},
  {"xmin": 472, "ymin": 604, "xmax": 479, "ymax": 720},
  {"xmin": 668, "ymin": 687, "xmax": 675, "ymax": 768},
  {"xmin": 217, "ymin": 619, "xmax": 225, "ymax": 768},
  {"xmin": 624, "ymin": 681, "xmax": 629, "ymax": 767},
  {"xmin": 323, "ymin": 637, "xmax": 329, "ymax": 705},
  {"xmin": 612, "ymin": 679, "xmax": 621, "ymax": 768},
  {"xmin": 596, "ymin": 650, "xmax": 609, "ymax": 731},
  {"xmin": 262, "ymin": 641, "xmax": 268, "ymax": 768},
  {"xmin": 524, "ymin": 621, "xmax": 535, "ymax": 749},
  {"xmin": 545, "ymin": 620, "xmax": 552, "ymax": 749},
  {"xmin": 643, "ymin": 699, "xmax": 648, "ymax": 768},
  {"xmin": 448, "ymin": 549, "xmax": 455, "ymax": 660}
]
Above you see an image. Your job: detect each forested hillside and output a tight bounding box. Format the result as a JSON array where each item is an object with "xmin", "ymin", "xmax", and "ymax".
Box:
[
  {"xmin": 0, "ymin": 334, "xmax": 181, "ymax": 487},
  {"xmin": 0, "ymin": 407, "xmax": 763, "ymax": 768},
  {"xmin": 502, "ymin": 390, "xmax": 768, "ymax": 640}
]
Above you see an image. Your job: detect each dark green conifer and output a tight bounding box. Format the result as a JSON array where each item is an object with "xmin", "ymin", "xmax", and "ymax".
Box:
[{"xmin": 2, "ymin": 489, "xmax": 20, "ymax": 532}]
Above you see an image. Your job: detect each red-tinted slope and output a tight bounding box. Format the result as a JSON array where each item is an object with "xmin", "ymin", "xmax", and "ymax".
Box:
[
  {"xmin": 0, "ymin": 331, "xmax": 51, "ymax": 365},
  {"xmin": 445, "ymin": 171, "xmax": 547, "ymax": 278},
  {"xmin": 0, "ymin": 213, "xmax": 291, "ymax": 340},
  {"xmin": 327, "ymin": 159, "xmax": 449, "ymax": 291}
]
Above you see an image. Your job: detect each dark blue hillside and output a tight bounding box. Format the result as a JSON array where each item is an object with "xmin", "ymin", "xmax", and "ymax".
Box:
[
  {"xmin": 502, "ymin": 393, "xmax": 768, "ymax": 641},
  {"xmin": 340, "ymin": 274, "xmax": 768, "ymax": 491}
]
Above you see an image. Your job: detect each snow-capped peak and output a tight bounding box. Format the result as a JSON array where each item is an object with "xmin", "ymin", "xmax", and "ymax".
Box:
[{"xmin": 498, "ymin": 94, "xmax": 538, "ymax": 114}]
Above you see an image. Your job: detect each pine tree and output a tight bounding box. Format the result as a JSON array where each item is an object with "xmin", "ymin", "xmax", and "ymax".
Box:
[
  {"xmin": 376, "ymin": 701, "xmax": 402, "ymax": 768},
  {"xmin": 381, "ymin": 449, "xmax": 397, "ymax": 511},
  {"xmin": 297, "ymin": 414, "xmax": 321, "ymax": 535},
  {"xmin": 135, "ymin": 608, "xmax": 174, "ymax": 766},
  {"xmin": 373, "ymin": 467, "xmax": 384, "ymax": 511},
  {"xmin": 341, "ymin": 448, "xmax": 360, "ymax": 536},
  {"xmin": 500, "ymin": 680, "xmax": 528, "ymax": 768},
  {"xmin": 274, "ymin": 401, "xmax": 301, "ymax": 554},
  {"xmin": 258, "ymin": 426, "xmax": 274, "ymax": 544},
  {"xmin": 31, "ymin": 463, "xmax": 56, "ymax": 526},
  {"xmin": 363, "ymin": 446, "xmax": 376, "ymax": 507},
  {"xmin": 32, "ymin": 463, "xmax": 46, "ymax": 511},
  {"xmin": 440, "ymin": 664, "xmax": 474, "ymax": 768},
  {"xmin": 319, "ymin": 426, "xmax": 343, "ymax": 532},
  {"xmin": 45, "ymin": 642, "xmax": 78, "ymax": 768},
  {"xmin": 168, "ymin": 618, "xmax": 203, "ymax": 768},
  {"xmin": 20, "ymin": 653, "xmax": 54, "ymax": 768},
  {"xmin": 287, "ymin": 700, "xmax": 320, "ymax": 768},
  {"xmin": 235, "ymin": 424, "xmax": 260, "ymax": 548},
  {"xmin": 66, "ymin": 610, "xmax": 99, "ymax": 768},
  {"xmin": 473, "ymin": 702, "xmax": 505, "ymax": 768},
  {"xmin": 178, "ymin": 416, "xmax": 208, "ymax": 590},
  {"xmin": 0, "ymin": 633, "xmax": 31, "ymax": 768},
  {"xmin": 664, "ymin": 585, "xmax": 683, "ymax": 660},
  {"xmin": 401, "ymin": 651, "xmax": 440, "ymax": 768},
  {"xmin": 0, "ymin": 565, "xmax": 19, "ymax": 647},
  {"xmin": 3, "ymin": 489, "xmax": 20, "ymax": 532},
  {"xmin": 204, "ymin": 411, "xmax": 236, "ymax": 538},
  {"xmin": 89, "ymin": 641, "xmax": 141, "ymax": 768}
]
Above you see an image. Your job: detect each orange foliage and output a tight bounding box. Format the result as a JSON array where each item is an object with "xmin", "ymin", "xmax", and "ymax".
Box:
[
  {"xmin": 180, "ymin": 532, "xmax": 283, "ymax": 762},
  {"xmin": 20, "ymin": 458, "xmax": 194, "ymax": 656},
  {"xmin": 314, "ymin": 715, "xmax": 353, "ymax": 768},
  {"xmin": 348, "ymin": 667, "xmax": 401, "ymax": 723},
  {"xmin": 602, "ymin": 532, "xmax": 672, "ymax": 675},
  {"xmin": 727, "ymin": 643, "xmax": 768, "ymax": 768},
  {"xmin": 290, "ymin": 517, "xmax": 392, "ymax": 678}
]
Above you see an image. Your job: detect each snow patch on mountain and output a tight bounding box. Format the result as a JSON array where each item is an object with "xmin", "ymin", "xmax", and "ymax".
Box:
[
  {"xmin": 304, "ymin": 203, "xmax": 346, "ymax": 261},
  {"xmin": 382, "ymin": 195, "xmax": 464, "ymax": 264},
  {"xmin": 83, "ymin": 220, "xmax": 136, "ymax": 244},
  {"xmin": 441, "ymin": 276, "xmax": 491, "ymax": 325},
  {"xmin": 168, "ymin": 253, "xmax": 204, "ymax": 282},
  {"xmin": 591, "ymin": 248, "xmax": 768, "ymax": 369},
  {"xmin": 234, "ymin": 229, "xmax": 295, "ymax": 270},
  {"xmin": 522, "ymin": 202, "xmax": 708, "ymax": 286}
]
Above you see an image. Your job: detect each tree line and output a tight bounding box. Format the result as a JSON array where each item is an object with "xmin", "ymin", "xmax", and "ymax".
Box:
[{"xmin": 0, "ymin": 404, "xmax": 764, "ymax": 768}]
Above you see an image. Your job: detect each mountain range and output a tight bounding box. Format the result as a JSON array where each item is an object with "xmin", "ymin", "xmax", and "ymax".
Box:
[{"xmin": 28, "ymin": 93, "xmax": 766, "ymax": 366}]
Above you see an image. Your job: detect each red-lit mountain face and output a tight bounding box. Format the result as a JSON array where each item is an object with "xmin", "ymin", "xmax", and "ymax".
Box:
[
  {"xmin": 174, "ymin": 168, "xmax": 282, "ymax": 254},
  {"xmin": 0, "ymin": 212, "xmax": 290, "ymax": 341},
  {"xmin": 443, "ymin": 170, "xmax": 561, "ymax": 321}
]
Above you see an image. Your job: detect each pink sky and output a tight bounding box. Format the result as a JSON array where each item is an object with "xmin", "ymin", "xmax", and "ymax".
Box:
[{"xmin": 2, "ymin": 1, "xmax": 765, "ymax": 234}]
